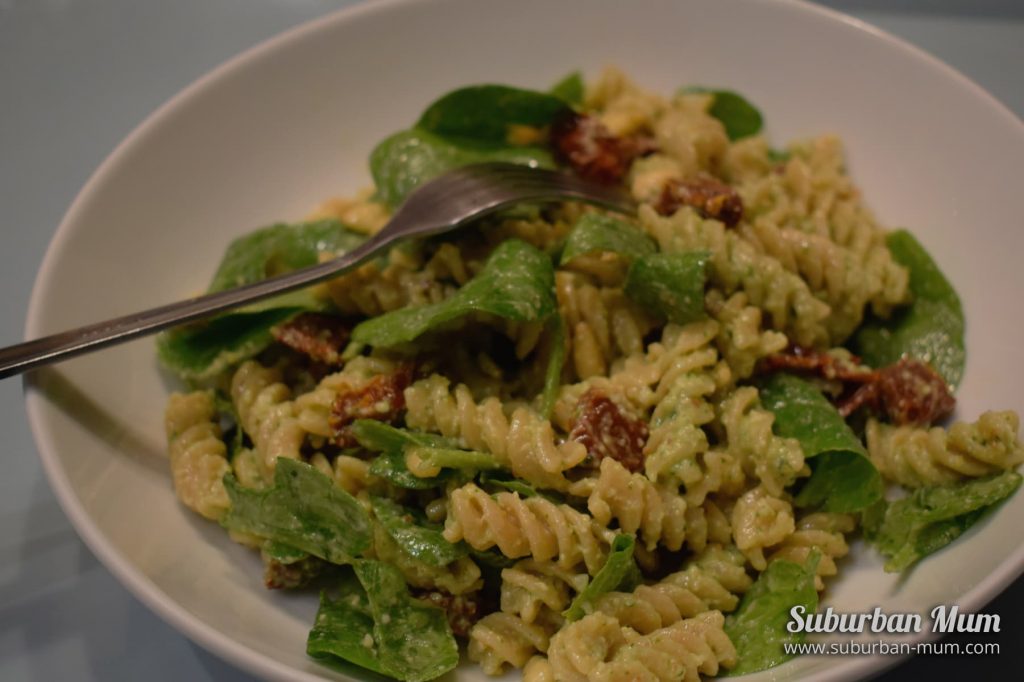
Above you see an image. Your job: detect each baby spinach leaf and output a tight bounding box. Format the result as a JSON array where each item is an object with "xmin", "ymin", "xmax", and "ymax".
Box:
[
  {"xmin": 416, "ymin": 84, "xmax": 570, "ymax": 143},
  {"xmin": 550, "ymin": 71, "xmax": 585, "ymax": 107},
  {"xmin": 851, "ymin": 229, "xmax": 965, "ymax": 387},
  {"xmin": 680, "ymin": 87, "xmax": 763, "ymax": 140},
  {"xmin": 406, "ymin": 446, "xmax": 500, "ymax": 472},
  {"xmin": 865, "ymin": 471, "xmax": 1021, "ymax": 572},
  {"xmin": 371, "ymin": 496, "xmax": 468, "ymax": 567},
  {"xmin": 157, "ymin": 308, "xmax": 302, "ymax": 383},
  {"xmin": 564, "ymin": 534, "xmax": 640, "ymax": 621},
  {"xmin": 353, "ymin": 560, "xmax": 459, "ymax": 682},
  {"xmin": 351, "ymin": 421, "xmax": 454, "ymax": 489},
  {"xmin": 559, "ymin": 213, "xmax": 657, "ymax": 266},
  {"xmin": 262, "ymin": 540, "xmax": 309, "ymax": 565},
  {"xmin": 350, "ymin": 420, "xmax": 456, "ymax": 453},
  {"xmin": 307, "ymin": 573, "xmax": 384, "ymax": 675},
  {"xmin": 157, "ymin": 219, "xmax": 364, "ymax": 382},
  {"xmin": 478, "ymin": 471, "xmax": 566, "ymax": 504},
  {"xmin": 370, "ymin": 128, "xmax": 555, "ymax": 207},
  {"xmin": 623, "ymin": 251, "xmax": 709, "ymax": 325},
  {"xmin": 369, "ymin": 451, "xmax": 447, "ymax": 490},
  {"xmin": 208, "ymin": 219, "xmax": 365, "ymax": 294},
  {"xmin": 759, "ymin": 373, "xmax": 882, "ymax": 513},
  {"xmin": 725, "ymin": 554, "xmax": 820, "ymax": 675},
  {"xmin": 352, "ymin": 239, "xmax": 557, "ymax": 347},
  {"xmin": 221, "ymin": 458, "xmax": 371, "ymax": 564},
  {"xmin": 539, "ymin": 316, "xmax": 566, "ymax": 419}
]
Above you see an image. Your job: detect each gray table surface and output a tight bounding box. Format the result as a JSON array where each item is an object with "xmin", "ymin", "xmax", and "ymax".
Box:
[{"xmin": 1, "ymin": 1, "xmax": 1021, "ymax": 679}]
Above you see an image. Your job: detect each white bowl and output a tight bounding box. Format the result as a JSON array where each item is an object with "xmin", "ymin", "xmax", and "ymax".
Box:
[{"xmin": 24, "ymin": 0, "xmax": 1024, "ymax": 680}]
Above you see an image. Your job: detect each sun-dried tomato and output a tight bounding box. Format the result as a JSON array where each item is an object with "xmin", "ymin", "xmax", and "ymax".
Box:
[
  {"xmin": 569, "ymin": 388, "xmax": 648, "ymax": 472},
  {"xmin": 550, "ymin": 112, "xmax": 651, "ymax": 184},
  {"xmin": 762, "ymin": 345, "xmax": 877, "ymax": 384},
  {"xmin": 412, "ymin": 589, "xmax": 481, "ymax": 638},
  {"xmin": 766, "ymin": 350, "xmax": 955, "ymax": 426},
  {"xmin": 272, "ymin": 312, "xmax": 350, "ymax": 366},
  {"xmin": 655, "ymin": 176, "xmax": 744, "ymax": 227},
  {"xmin": 329, "ymin": 364, "xmax": 414, "ymax": 447},
  {"xmin": 874, "ymin": 358, "xmax": 955, "ymax": 426},
  {"xmin": 263, "ymin": 555, "xmax": 324, "ymax": 590}
]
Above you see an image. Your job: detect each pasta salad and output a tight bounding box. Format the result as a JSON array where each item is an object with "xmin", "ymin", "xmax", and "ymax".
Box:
[{"xmin": 158, "ymin": 68, "xmax": 1024, "ymax": 681}]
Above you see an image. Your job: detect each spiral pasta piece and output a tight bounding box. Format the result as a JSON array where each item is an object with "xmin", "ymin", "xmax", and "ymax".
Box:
[
  {"xmin": 683, "ymin": 498, "xmax": 734, "ymax": 553},
  {"xmin": 642, "ymin": 332, "xmax": 744, "ymax": 503},
  {"xmin": 768, "ymin": 512, "xmax": 856, "ymax": 590},
  {"xmin": 640, "ymin": 204, "xmax": 831, "ymax": 347},
  {"xmin": 866, "ymin": 411, "xmax": 1024, "ymax": 488},
  {"xmin": 165, "ymin": 391, "xmax": 231, "ymax": 520},
  {"xmin": 731, "ymin": 486, "xmax": 795, "ymax": 571},
  {"xmin": 592, "ymin": 544, "xmax": 752, "ymax": 635},
  {"xmin": 547, "ymin": 611, "xmax": 736, "ymax": 682},
  {"xmin": 717, "ymin": 386, "xmax": 807, "ymax": 497},
  {"xmin": 556, "ymin": 270, "xmax": 657, "ymax": 381},
  {"xmin": 737, "ymin": 135, "xmax": 909, "ymax": 319},
  {"xmin": 468, "ymin": 611, "xmax": 560, "ymax": 675},
  {"xmin": 587, "ymin": 457, "xmax": 688, "ymax": 551},
  {"xmin": 444, "ymin": 483, "xmax": 614, "ymax": 574},
  {"xmin": 501, "ymin": 559, "xmax": 587, "ymax": 624},
  {"xmin": 404, "ymin": 375, "xmax": 587, "ymax": 491},
  {"xmin": 706, "ymin": 290, "xmax": 788, "ymax": 381},
  {"xmin": 231, "ymin": 361, "xmax": 305, "ymax": 482}
]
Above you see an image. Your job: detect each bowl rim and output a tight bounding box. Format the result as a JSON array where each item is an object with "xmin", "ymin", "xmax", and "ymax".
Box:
[{"xmin": 22, "ymin": 0, "xmax": 1024, "ymax": 680}]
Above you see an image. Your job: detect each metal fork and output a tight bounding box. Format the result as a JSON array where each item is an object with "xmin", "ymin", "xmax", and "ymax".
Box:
[{"xmin": 0, "ymin": 162, "xmax": 633, "ymax": 379}]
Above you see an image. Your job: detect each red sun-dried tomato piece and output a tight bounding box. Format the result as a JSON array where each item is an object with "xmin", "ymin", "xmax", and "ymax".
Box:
[
  {"xmin": 762, "ymin": 345, "xmax": 878, "ymax": 384},
  {"xmin": 874, "ymin": 358, "xmax": 956, "ymax": 426},
  {"xmin": 550, "ymin": 112, "xmax": 651, "ymax": 185},
  {"xmin": 569, "ymin": 388, "xmax": 648, "ymax": 472},
  {"xmin": 272, "ymin": 312, "xmax": 350, "ymax": 366},
  {"xmin": 655, "ymin": 176, "xmax": 744, "ymax": 227},
  {"xmin": 329, "ymin": 364, "xmax": 414, "ymax": 447}
]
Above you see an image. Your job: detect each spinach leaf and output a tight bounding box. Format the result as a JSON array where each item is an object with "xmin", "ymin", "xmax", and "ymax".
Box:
[
  {"xmin": 623, "ymin": 251, "xmax": 709, "ymax": 325},
  {"xmin": 417, "ymin": 85, "xmax": 570, "ymax": 143},
  {"xmin": 307, "ymin": 573, "xmax": 384, "ymax": 675},
  {"xmin": 851, "ymin": 229, "xmax": 965, "ymax": 387},
  {"xmin": 539, "ymin": 316, "xmax": 566, "ymax": 419},
  {"xmin": 865, "ymin": 471, "xmax": 1021, "ymax": 572},
  {"xmin": 406, "ymin": 446, "xmax": 500, "ymax": 471},
  {"xmin": 369, "ymin": 451, "xmax": 447, "ymax": 490},
  {"xmin": 478, "ymin": 471, "xmax": 566, "ymax": 503},
  {"xmin": 262, "ymin": 540, "xmax": 309, "ymax": 565},
  {"xmin": 563, "ymin": 535, "xmax": 641, "ymax": 621},
  {"xmin": 221, "ymin": 458, "xmax": 371, "ymax": 564},
  {"xmin": 759, "ymin": 373, "xmax": 882, "ymax": 513},
  {"xmin": 350, "ymin": 420, "xmax": 456, "ymax": 453},
  {"xmin": 354, "ymin": 560, "xmax": 459, "ymax": 682},
  {"xmin": 370, "ymin": 129, "xmax": 555, "ymax": 208},
  {"xmin": 208, "ymin": 219, "xmax": 365, "ymax": 294},
  {"xmin": 725, "ymin": 554, "xmax": 820, "ymax": 675},
  {"xmin": 309, "ymin": 562, "xmax": 459, "ymax": 682},
  {"xmin": 559, "ymin": 213, "xmax": 657, "ymax": 266},
  {"xmin": 157, "ymin": 219, "xmax": 364, "ymax": 382},
  {"xmin": 371, "ymin": 496, "xmax": 468, "ymax": 567},
  {"xmin": 157, "ymin": 308, "xmax": 302, "ymax": 383},
  {"xmin": 681, "ymin": 87, "xmax": 763, "ymax": 140},
  {"xmin": 550, "ymin": 71, "xmax": 585, "ymax": 107},
  {"xmin": 352, "ymin": 239, "xmax": 557, "ymax": 347},
  {"xmin": 351, "ymin": 421, "xmax": 454, "ymax": 489}
]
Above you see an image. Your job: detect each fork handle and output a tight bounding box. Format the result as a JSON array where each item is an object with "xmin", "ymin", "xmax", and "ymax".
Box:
[{"xmin": 1, "ymin": 235, "xmax": 391, "ymax": 380}]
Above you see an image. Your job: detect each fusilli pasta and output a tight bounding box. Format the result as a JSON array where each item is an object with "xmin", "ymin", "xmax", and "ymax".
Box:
[{"xmin": 867, "ymin": 411, "xmax": 1024, "ymax": 488}]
